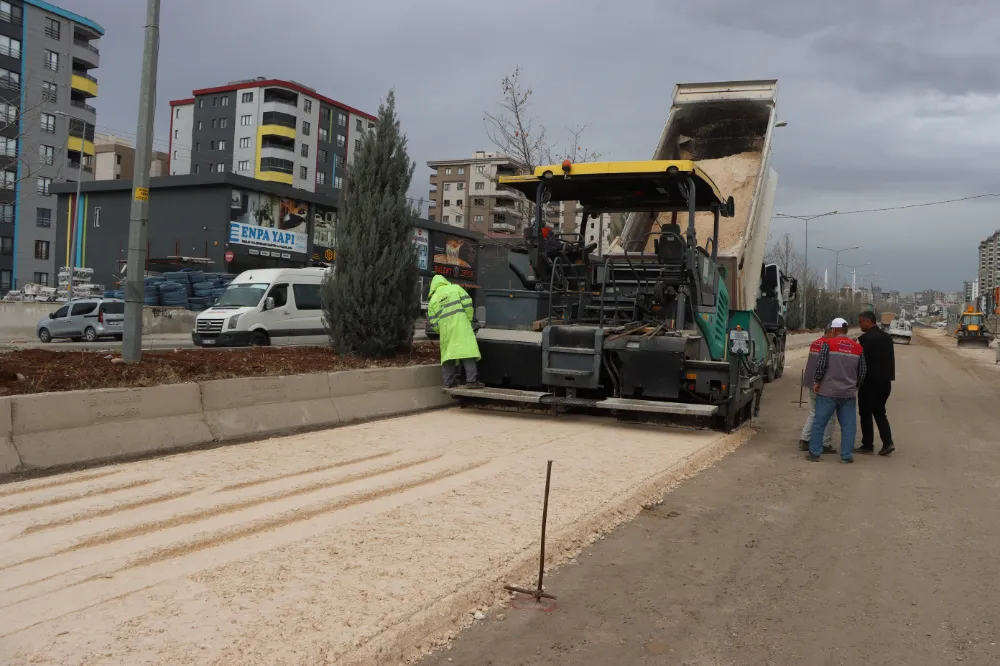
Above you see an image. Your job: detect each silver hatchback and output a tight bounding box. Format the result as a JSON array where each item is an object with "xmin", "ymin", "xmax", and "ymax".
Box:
[{"xmin": 36, "ymin": 298, "xmax": 126, "ymax": 343}]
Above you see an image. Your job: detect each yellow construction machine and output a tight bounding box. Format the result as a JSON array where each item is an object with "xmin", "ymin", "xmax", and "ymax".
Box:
[{"xmin": 955, "ymin": 306, "xmax": 994, "ymax": 348}]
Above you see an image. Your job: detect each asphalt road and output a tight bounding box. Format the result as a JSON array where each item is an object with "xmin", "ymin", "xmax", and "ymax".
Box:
[{"xmin": 422, "ymin": 330, "xmax": 1000, "ymax": 665}]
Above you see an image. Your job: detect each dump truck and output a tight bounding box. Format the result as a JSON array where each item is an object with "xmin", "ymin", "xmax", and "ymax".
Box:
[
  {"xmin": 880, "ymin": 312, "xmax": 896, "ymax": 330},
  {"xmin": 447, "ymin": 80, "xmax": 785, "ymax": 431}
]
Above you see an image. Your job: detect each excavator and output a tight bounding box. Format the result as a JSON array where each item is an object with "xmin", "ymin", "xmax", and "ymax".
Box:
[{"xmin": 955, "ymin": 306, "xmax": 994, "ymax": 348}]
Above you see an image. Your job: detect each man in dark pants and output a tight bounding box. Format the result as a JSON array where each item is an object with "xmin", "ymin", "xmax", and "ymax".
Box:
[{"xmin": 857, "ymin": 311, "xmax": 896, "ymax": 456}]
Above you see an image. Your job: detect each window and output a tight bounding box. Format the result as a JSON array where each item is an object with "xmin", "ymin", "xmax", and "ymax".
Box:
[
  {"xmin": 0, "ymin": 236, "xmax": 11, "ymax": 254},
  {"xmin": 0, "ymin": 203, "xmax": 12, "ymax": 222},
  {"xmin": 303, "ymin": 99, "xmax": 312, "ymax": 113},
  {"xmin": 195, "ymin": 142, "xmax": 200, "ymax": 152},
  {"xmin": 32, "ymin": 272, "xmax": 48, "ymax": 286},
  {"xmin": 299, "ymin": 166, "xmax": 308, "ymax": 179},
  {"xmin": 456, "ymin": 182, "xmax": 465, "ymax": 191},
  {"xmin": 476, "ymin": 165, "xmax": 485, "ymax": 174},
  {"xmin": 368, "ymin": 122, "xmax": 375, "ymax": 130},
  {"xmin": 302, "ymin": 120, "xmax": 311, "ymax": 136},
  {"xmin": 443, "ymin": 199, "xmax": 451, "ymax": 207},
  {"xmin": 39, "ymin": 144, "xmax": 54, "ymax": 165},
  {"xmin": 474, "ymin": 181, "xmax": 484, "ymax": 190},
  {"xmin": 0, "ymin": 2, "xmax": 23, "ymax": 25},
  {"xmin": 218, "ymin": 140, "xmax": 226, "ymax": 151},
  {"xmin": 267, "ymin": 283, "xmax": 288, "ymax": 308},
  {"xmin": 211, "ymin": 118, "xmax": 217, "ymax": 129},
  {"xmin": 442, "ymin": 216, "xmax": 449, "ymax": 224},
  {"xmin": 458, "ymin": 167, "xmax": 465, "ymax": 175},
  {"xmin": 473, "ymin": 198, "xmax": 485, "ymax": 206},
  {"xmin": 318, "ymin": 149, "xmax": 330, "ymax": 164},
  {"xmin": 0, "ymin": 102, "xmax": 15, "ymax": 124},
  {"xmin": 219, "ymin": 118, "xmax": 228, "ymax": 129},
  {"xmin": 239, "ymin": 136, "xmax": 251, "ymax": 149},
  {"xmin": 0, "ymin": 169, "xmax": 13, "ymax": 188},
  {"xmin": 494, "ymin": 213, "xmax": 507, "ymax": 224},
  {"xmin": 34, "ymin": 177, "xmax": 49, "ymax": 196},
  {"xmin": 316, "ymin": 171, "xmax": 327, "ymax": 185},
  {"xmin": 198, "ymin": 99, "xmax": 203, "ymax": 108},
  {"xmin": 334, "ymin": 175, "xmax": 343, "ymax": 189},
  {"xmin": 194, "ymin": 164, "xmax": 200, "ymax": 174},
  {"xmin": 0, "ymin": 35, "xmax": 21, "ymax": 59},
  {"xmin": 212, "ymin": 97, "xmax": 217, "ymax": 107},
  {"xmin": 336, "ymin": 134, "xmax": 345, "ymax": 148},
  {"xmin": 221, "ymin": 96, "xmax": 229, "ymax": 107},
  {"xmin": 355, "ymin": 139, "xmax": 361, "ymax": 152},
  {"xmin": 44, "ymin": 16, "xmax": 60, "ymax": 39},
  {"xmin": 43, "ymin": 50, "xmax": 58, "ymax": 71},
  {"xmin": 217, "ymin": 163, "xmax": 225, "ymax": 173},
  {"xmin": 337, "ymin": 112, "xmax": 346, "ymax": 127},
  {"xmin": 474, "ymin": 215, "xmax": 484, "ymax": 225},
  {"xmin": 241, "ymin": 115, "xmax": 252, "ymax": 126},
  {"xmin": 0, "ymin": 67, "xmax": 18, "ymax": 90},
  {"xmin": 320, "ymin": 107, "xmax": 332, "ymax": 123},
  {"xmin": 455, "ymin": 214, "xmax": 463, "ymax": 225},
  {"xmin": 292, "ymin": 283, "xmax": 321, "ymax": 310},
  {"xmin": 334, "ymin": 154, "xmax": 344, "ymax": 169},
  {"xmin": 175, "ymin": 108, "xmax": 180, "ymax": 119},
  {"xmin": 242, "ymin": 92, "xmax": 253, "ymax": 103},
  {"xmin": 456, "ymin": 200, "xmax": 463, "ymax": 207},
  {"xmin": 443, "ymin": 183, "xmax": 451, "ymax": 191},
  {"xmin": 70, "ymin": 301, "xmax": 96, "ymax": 316},
  {"xmin": 209, "ymin": 140, "xmax": 215, "ymax": 150},
  {"xmin": 445, "ymin": 168, "xmax": 452, "ymax": 175},
  {"xmin": 300, "ymin": 143, "xmax": 309, "ymax": 158},
  {"xmin": 355, "ymin": 118, "xmax": 362, "ymax": 131},
  {"xmin": 93, "ymin": 206, "xmax": 100, "ymax": 227},
  {"xmin": 208, "ymin": 163, "xmax": 213, "ymax": 172},
  {"xmin": 172, "ymin": 150, "xmax": 177, "ymax": 159},
  {"xmin": 0, "ymin": 136, "xmax": 12, "ymax": 157},
  {"xmin": 319, "ymin": 127, "xmax": 329, "ymax": 143},
  {"xmin": 173, "ymin": 129, "xmax": 179, "ymax": 139},
  {"xmin": 197, "ymin": 121, "xmax": 202, "ymax": 130},
  {"xmin": 34, "ymin": 240, "xmax": 49, "ymax": 260},
  {"xmin": 238, "ymin": 159, "xmax": 249, "ymax": 172}
]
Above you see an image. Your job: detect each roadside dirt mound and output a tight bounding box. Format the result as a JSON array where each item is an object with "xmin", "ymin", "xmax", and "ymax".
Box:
[{"xmin": 0, "ymin": 343, "xmax": 440, "ymax": 396}]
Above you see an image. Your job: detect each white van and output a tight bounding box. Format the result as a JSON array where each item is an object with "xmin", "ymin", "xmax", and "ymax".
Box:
[{"xmin": 192, "ymin": 267, "xmax": 329, "ymax": 347}]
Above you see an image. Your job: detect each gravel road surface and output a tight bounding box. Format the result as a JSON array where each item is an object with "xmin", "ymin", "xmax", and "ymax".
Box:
[{"xmin": 421, "ymin": 328, "xmax": 1000, "ymax": 665}]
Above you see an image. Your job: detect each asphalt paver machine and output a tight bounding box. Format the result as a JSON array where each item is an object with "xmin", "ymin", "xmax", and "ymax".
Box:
[{"xmin": 446, "ymin": 160, "xmax": 768, "ymax": 431}]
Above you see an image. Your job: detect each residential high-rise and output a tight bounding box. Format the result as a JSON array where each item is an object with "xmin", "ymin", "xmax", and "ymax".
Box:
[
  {"xmin": 977, "ymin": 230, "xmax": 1000, "ymax": 293},
  {"xmin": 963, "ymin": 279, "xmax": 980, "ymax": 306},
  {"xmin": 427, "ymin": 151, "xmax": 526, "ymax": 234},
  {"xmin": 0, "ymin": 0, "xmax": 103, "ymax": 291},
  {"xmin": 167, "ymin": 78, "xmax": 375, "ymax": 198},
  {"xmin": 93, "ymin": 133, "xmax": 166, "ymax": 181}
]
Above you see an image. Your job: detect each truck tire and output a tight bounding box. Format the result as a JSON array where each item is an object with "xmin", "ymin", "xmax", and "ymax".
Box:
[{"xmin": 775, "ymin": 337, "xmax": 786, "ymax": 378}]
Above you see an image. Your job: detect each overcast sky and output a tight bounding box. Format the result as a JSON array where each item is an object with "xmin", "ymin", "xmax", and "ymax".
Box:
[{"xmin": 63, "ymin": 0, "xmax": 1000, "ymax": 292}]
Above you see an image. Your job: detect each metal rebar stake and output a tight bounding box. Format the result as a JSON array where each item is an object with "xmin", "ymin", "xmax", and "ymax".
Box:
[
  {"xmin": 505, "ymin": 460, "xmax": 557, "ymax": 603},
  {"xmin": 795, "ymin": 369, "xmax": 805, "ymax": 406}
]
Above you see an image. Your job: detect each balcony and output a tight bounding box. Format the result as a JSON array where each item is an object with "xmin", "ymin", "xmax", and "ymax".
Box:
[
  {"xmin": 72, "ymin": 39, "xmax": 100, "ymax": 69},
  {"xmin": 260, "ymin": 135, "xmax": 294, "ymax": 152},
  {"xmin": 0, "ymin": 8, "xmax": 22, "ymax": 25},
  {"xmin": 263, "ymin": 87, "xmax": 298, "ymax": 106},
  {"xmin": 67, "ymin": 160, "xmax": 93, "ymax": 173},
  {"xmin": 71, "ymin": 73, "xmax": 98, "ymax": 98},
  {"xmin": 491, "ymin": 223, "xmax": 517, "ymax": 234},
  {"xmin": 70, "ymin": 99, "xmax": 96, "ymax": 114},
  {"xmin": 258, "ymin": 157, "xmax": 294, "ymax": 185}
]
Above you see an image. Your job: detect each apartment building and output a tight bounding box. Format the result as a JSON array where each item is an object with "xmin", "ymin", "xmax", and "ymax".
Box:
[
  {"xmin": 427, "ymin": 151, "xmax": 528, "ymax": 235},
  {"xmin": 167, "ymin": 78, "xmax": 375, "ymax": 198},
  {"xmin": 977, "ymin": 230, "xmax": 1000, "ymax": 293},
  {"xmin": 93, "ymin": 132, "xmax": 166, "ymax": 181},
  {"xmin": 963, "ymin": 279, "xmax": 980, "ymax": 306},
  {"xmin": 0, "ymin": 0, "xmax": 102, "ymax": 290}
]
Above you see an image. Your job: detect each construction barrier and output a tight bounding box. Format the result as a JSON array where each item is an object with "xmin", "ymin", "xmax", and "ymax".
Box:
[{"xmin": 0, "ymin": 364, "xmax": 450, "ymax": 477}]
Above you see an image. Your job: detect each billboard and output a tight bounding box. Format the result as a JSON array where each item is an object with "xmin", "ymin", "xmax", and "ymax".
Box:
[
  {"xmin": 412, "ymin": 227, "xmax": 429, "ymax": 271},
  {"xmin": 431, "ymin": 231, "xmax": 476, "ymax": 281},
  {"xmin": 311, "ymin": 205, "xmax": 337, "ymax": 263},
  {"xmin": 229, "ymin": 189, "xmax": 309, "ymax": 255}
]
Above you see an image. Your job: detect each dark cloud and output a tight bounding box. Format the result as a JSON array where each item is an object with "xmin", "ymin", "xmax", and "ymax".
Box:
[{"xmin": 56, "ymin": 0, "xmax": 1000, "ymax": 291}]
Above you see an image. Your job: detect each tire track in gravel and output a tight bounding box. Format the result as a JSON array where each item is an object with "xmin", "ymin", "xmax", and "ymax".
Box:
[
  {"xmin": 218, "ymin": 449, "xmax": 400, "ymax": 492},
  {"xmin": 0, "ymin": 470, "xmax": 122, "ymax": 498},
  {"xmin": 18, "ymin": 490, "xmax": 197, "ymax": 537},
  {"xmin": 0, "ymin": 479, "xmax": 157, "ymax": 518}
]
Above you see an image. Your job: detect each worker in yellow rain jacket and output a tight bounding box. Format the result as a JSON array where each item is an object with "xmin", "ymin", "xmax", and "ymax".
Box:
[{"xmin": 427, "ymin": 275, "xmax": 483, "ymax": 388}]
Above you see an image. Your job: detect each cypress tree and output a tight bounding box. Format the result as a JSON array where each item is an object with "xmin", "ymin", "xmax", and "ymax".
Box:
[{"xmin": 322, "ymin": 90, "xmax": 419, "ymax": 356}]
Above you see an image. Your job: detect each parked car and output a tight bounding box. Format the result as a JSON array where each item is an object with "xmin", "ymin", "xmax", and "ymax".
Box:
[
  {"xmin": 192, "ymin": 267, "xmax": 329, "ymax": 347},
  {"xmin": 37, "ymin": 298, "xmax": 125, "ymax": 343}
]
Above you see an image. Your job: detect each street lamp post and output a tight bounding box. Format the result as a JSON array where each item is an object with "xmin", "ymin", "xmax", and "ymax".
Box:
[
  {"xmin": 816, "ymin": 245, "xmax": 859, "ymax": 296},
  {"xmin": 775, "ymin": 210, "xmax": 838, "ymax": 328}
]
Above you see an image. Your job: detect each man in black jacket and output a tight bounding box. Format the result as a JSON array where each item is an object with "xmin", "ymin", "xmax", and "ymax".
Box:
[{"xmin": 856, "ymin": 311, "xmax": 896, "ymax": 455}]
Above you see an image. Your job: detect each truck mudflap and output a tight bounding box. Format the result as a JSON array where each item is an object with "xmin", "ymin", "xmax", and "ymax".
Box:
[{"xmin": 444, "ymin": 387, "xmax": 719, "ymax": 417}]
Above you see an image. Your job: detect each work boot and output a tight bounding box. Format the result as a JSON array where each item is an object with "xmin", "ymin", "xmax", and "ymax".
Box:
[
  {"xmin": 822, "ymin": 445, "xmax": 836, "ymax": 455},
  {"xmin": 855, "ymin": 445, "xmax": 875, "ymax": 455},
  {"xmin": 878, "ymin": 444, "xmax": 896, "ymax": 456},
  {"xmin": 798, "ymin": 439, "xmax": 809, "ymax": 451},
  {"xmin": 465, "ymin": 381, "xmax": 485, "ymax": 389},
  {"xmin": 805, "ymin": 454, "xmax": 821, "ymax": 462}
]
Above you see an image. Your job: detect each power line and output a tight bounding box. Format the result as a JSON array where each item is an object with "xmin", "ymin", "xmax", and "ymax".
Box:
[{"xmin": 779, "ymin": 193, "xmax": 1000, "ymax": 219}]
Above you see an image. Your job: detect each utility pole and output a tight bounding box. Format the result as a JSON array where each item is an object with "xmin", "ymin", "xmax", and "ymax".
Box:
[
  {"xmin": 775, "ymin": 210, "xmax": 837, "ymax": 328},
  {"xmin": 122, "ymin": 0, "xmax": 160, "ymax": 363},
  {"xmin": 55, "ymin": 112, "xmax": 87, "ymax": 300}
]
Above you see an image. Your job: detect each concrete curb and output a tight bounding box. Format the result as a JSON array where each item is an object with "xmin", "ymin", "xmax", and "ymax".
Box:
[{"xmin": 0, "ymin": 364, "xmax": 449, "ymax": 477}]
